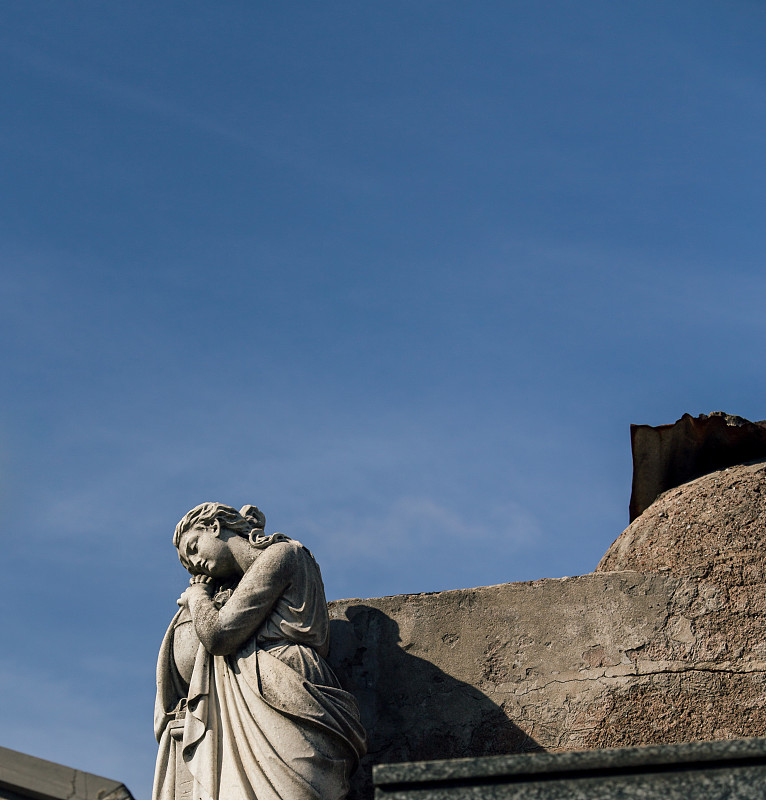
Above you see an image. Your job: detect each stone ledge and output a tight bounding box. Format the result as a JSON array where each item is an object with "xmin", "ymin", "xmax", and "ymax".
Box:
[
  {"xmin": 0, "ymin": 746, "xmax": 134, "ymax": 800},
  {"xmin": 374, "ymin": 738, "xmax": 766, "ymax": 800}
]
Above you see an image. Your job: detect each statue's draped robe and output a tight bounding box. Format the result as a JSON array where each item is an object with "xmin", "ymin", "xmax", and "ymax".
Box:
[{"xmin": 153, "ymin": 540, "xmax": 366, "ymax": 800}]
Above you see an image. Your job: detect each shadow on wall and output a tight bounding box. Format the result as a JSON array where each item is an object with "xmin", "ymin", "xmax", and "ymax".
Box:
[{"xmin": 329, "ymin": 606, "xmax": 543, "ymax": 800}]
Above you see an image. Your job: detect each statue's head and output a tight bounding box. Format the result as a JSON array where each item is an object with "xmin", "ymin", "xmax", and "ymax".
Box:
[{"xmin": 174, "ymin": 502, "xmax": 266, "ymax": 577}]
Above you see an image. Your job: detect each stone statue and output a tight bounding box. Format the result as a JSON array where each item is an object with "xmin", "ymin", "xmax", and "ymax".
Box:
[{"xmin": 153, "ymin": 503, "xmax": 366, "ymax": 800}]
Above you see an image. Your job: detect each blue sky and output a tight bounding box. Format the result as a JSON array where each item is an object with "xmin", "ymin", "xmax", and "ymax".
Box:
[{"xmin": 2, "ymin": 2, "xmax": 766, "ymax": 797}]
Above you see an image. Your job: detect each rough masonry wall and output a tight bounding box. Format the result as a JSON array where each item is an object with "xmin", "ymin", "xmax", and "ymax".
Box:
[{"xmin": 327, "ymin": 459, "xmax": 766, "ymax": 800}]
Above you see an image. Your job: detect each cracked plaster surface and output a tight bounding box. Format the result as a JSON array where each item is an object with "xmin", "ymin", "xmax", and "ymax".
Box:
[{"xmin": 327, "ymin": 460, "xmax": 766, "ymax": 800}]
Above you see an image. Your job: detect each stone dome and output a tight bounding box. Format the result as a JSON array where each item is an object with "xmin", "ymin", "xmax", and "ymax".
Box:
[
  {"xmin": 590, "ymin": 458, "xmax": 766, "ymax": 747},
  {"xmin": 597, "ymin": 458, "xmax": 766, "ymax": 588}
]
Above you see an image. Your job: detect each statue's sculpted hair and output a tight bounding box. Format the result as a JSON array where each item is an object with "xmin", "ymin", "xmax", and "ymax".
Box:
[{"xmin": 174, "ymin": 502, "xmax": 290, "ymax": 550}]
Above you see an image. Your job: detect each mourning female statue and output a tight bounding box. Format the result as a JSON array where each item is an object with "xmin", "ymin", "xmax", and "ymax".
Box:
[{"xmin": 153, "ymin": 502, "xmax": 366, "ymax": 800}]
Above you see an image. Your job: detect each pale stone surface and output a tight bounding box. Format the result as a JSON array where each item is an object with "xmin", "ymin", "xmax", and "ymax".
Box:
[
  {"xmin": 329, "ymin": 461, "xmax": 766, "ymax": 798},
  {"xmin": 153, "ymin": 503, "xmax": 366, "ymax": 800}
]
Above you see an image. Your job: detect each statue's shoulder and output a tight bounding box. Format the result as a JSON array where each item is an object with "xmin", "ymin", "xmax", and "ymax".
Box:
[
  {"xmin": 269, "ymin": 536, "xmax": 308, "ymax": 556},
  {"xmin": 263, "ymin": 538, "xmax": 321, "ymax": 581},
  {"xmin": 270, "ymin": 536, "xmax": 302, "ymax": 555},
  {"xmin": 250, "ymin": 537, "xmax": 303, "ymax": 574}
]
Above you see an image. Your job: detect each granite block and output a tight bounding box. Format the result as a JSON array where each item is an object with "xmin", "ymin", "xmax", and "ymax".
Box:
[{"xmin": 374, "ymin": 738, "xmax": 766, "ymax": 800}]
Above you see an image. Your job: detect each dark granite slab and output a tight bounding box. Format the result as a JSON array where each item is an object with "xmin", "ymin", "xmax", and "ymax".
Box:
[{"xmin": 374, "ymin": 738, "xmax": 766, "ymax": 800}]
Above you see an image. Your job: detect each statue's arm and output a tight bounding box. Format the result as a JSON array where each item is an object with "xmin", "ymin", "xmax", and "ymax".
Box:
[{"xmin": 183, "ymin": 543, "xmax": 293, "ymax": 656}]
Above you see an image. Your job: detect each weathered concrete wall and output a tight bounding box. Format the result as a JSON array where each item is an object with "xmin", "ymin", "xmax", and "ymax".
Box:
[{"xmin": 328, "ymin": 459, "xmax": 766, "ymax": 800}]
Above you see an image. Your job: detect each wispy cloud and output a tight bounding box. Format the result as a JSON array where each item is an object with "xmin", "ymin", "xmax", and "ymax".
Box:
[
  {"xmin": 295, "ymin": 492, "xmax": 545, "ymax": 598},
  {"xmin": 0, "ymin": 37, "xmax": 251, "ymax": 147},
  {"xmin": 0, "ymin": 37, "xmax": 377, "ymax": 195}
]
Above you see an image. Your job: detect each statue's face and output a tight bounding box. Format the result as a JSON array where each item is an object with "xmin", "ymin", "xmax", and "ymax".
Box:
[{"xmin": 178, "ymin": 524, "xmax": 239, "ymax": 579}]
